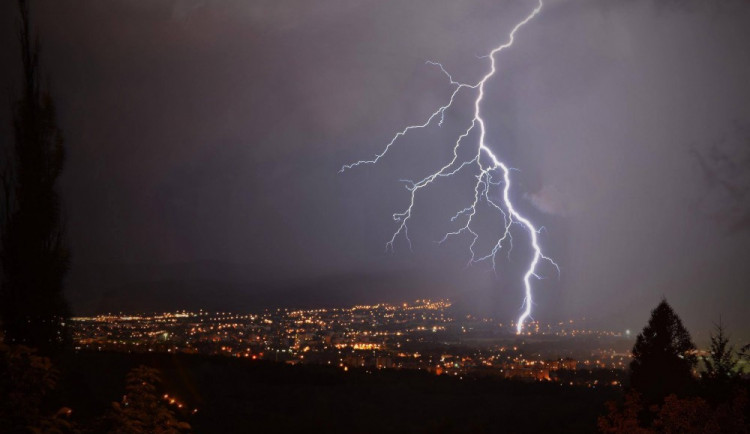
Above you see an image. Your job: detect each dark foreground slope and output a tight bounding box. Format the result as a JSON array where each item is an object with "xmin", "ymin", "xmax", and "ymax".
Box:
[{"xmin": 56, "ymin": 352, "xmax": 621, "ymax": 433}]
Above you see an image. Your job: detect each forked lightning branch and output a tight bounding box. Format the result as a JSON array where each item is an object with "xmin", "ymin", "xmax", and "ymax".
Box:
[{"xmin": 341, "ymin": 0, "xmax": 558, "ymax": 334}]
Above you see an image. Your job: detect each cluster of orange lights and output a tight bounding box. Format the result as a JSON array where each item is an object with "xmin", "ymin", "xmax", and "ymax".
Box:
[
  {"xmin": 334, "ymin": 342, "xmax": 381, "ymax": 350},
  {"xmin": 162, "ymin": 394, "xmax": 198, "ymax": 415}
]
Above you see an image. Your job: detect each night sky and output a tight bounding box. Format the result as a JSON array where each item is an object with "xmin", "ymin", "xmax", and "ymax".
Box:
[{"xmin": 1, "ymin": 0, "xmax": 749, "ymax": 341}]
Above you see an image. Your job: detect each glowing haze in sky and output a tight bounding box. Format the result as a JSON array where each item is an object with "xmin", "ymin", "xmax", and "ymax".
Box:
[{"xmin": 1, "ymin": 0, "xmax": 749, "ymax": 341}]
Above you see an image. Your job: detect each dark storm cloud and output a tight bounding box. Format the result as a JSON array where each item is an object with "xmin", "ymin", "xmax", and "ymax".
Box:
[{"xmin": 1, "ymin": 0, "xmax": 749, "ymax": 340}]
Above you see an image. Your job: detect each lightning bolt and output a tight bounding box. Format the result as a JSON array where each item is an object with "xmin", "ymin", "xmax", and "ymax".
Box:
[{"xmin": 341, "ymin": 0, "xmax": 558, "ymax": 334}]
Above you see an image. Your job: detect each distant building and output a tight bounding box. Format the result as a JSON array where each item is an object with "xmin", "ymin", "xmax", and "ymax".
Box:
[
  {"xmin": 546, "ymin": 358, "xmax": 577, "ymax": 371},
  {"xmin": 343, "ymin": 354, "xmax": 365, "ymax": 368},
  {"xmin": 562, "ymin": 358, "xmax": 577, "ymax": 370},
  {"xmin": 375, "ymin": 357, "xmax": 393, "ymax": 369},
  {"xmin": 503, "ymin": 366, "xmax": 550, "ymax": 381}
]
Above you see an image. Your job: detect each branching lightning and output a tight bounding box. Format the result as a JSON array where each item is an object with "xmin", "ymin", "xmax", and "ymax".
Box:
[{"xmin": 341, "ymin": 0, "xmax": 558, "ymax": 334}]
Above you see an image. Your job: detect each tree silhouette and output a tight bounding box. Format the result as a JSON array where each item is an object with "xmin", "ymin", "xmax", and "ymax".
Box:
[
  {"xmin": 0, "ymin": 0, "xmax": 70, "ymax": 353},
  {"xmin": 105, "ymin": 365, "xmax": 191, "ymax": 434},
  {"xmin": 629, "ymin": 299, "xmax": 697, "ymax": 405},
  {"xmin": 700, "ymin": 319, "xmax": 747, "ymax": 410},
  {"xmin": 703, "ymin": 319, "xmax": 740, "ymax": 383},
  {"xmin": 0, "ymin": 343, "xmax": 76, "ymax": 433},
  {"xmin": 599, "ymin": 389, "xmax": 749, "ymax": 433},
  {"xmin": 598, "ymin": 390, "xmax": 652, "ymax": 434}
]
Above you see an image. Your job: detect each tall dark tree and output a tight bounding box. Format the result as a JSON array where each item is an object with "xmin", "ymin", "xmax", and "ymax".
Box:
[
  {"xmin": 700, "ymin": 319, "xmax": 745, "ymax": 407},
  {"xmin": 703, "ymin": 319, "xmax": 740, "ymax": 382},
  {"xmin": 0, "ymin": 0, "xmax": 70, "ymax": 352},
  {"xmin": 629, "ymin": 299, "xmax": 697, "ymax": 405}
]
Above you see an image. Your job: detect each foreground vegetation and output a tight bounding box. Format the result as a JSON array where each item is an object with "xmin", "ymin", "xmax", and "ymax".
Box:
[{"xmin": 2, "ymin": 348, "xmax": 621, "ymax": 433}]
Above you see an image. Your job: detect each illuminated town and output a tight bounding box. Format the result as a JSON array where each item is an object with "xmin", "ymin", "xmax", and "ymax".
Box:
[{"xmin": 70, "ymin": 299, "xmax": 631, "ymax": 387}]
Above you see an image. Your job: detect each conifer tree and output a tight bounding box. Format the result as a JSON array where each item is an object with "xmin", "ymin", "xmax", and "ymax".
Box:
[
  {"xmin": 629, "ymin": 299, "xmax": 697, "ymax": 405},
  {"xmin": 703, "ymin": 319, "xmax": 740, "ymax": 382}
]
